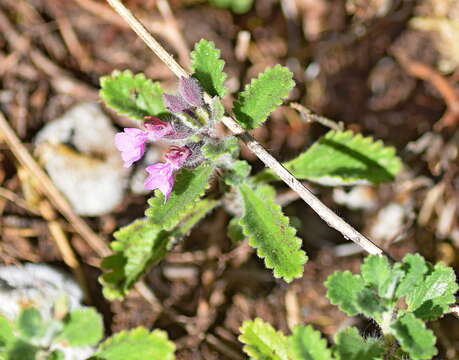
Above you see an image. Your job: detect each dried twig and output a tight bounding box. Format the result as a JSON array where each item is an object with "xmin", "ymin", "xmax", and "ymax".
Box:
[
  {"xmin": 105, "ymin": 0, "xmax": 386, "ymax": 257},
  {"xmin": 290, "ymin": 102, "xmax": 344, "ymax": 131},
  {"xmin": 0, "ymin": 111, "xmax": 109, "ymax": 256},
  {"xmin": 39, "ymin": 200, "xmax": 91, "ymax": 303}
]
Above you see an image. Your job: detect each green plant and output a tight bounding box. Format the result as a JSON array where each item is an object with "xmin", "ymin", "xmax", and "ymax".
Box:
[
  {"xmin": 0, "ymin": 302, "xmax": 174, "ymax": 360},
  {"xmin": 98, "ymin": 39, "xmax": 402, "ymax": 299},
  {"xmin": 239, "ymin": 254, "xmax": 458, "ymax": 360},
  {"xmin": 98, "ymin": 2, "xmax": 458, "ymax": 358}
]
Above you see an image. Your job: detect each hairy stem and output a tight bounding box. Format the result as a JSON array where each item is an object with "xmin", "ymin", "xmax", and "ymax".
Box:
[{"xmin": 105, "ymin": 0, "xmax": 386, "ymax": 257}]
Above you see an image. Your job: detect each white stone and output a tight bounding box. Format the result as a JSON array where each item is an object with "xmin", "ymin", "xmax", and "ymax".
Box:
[{"xmin": 35, "ymin": 103, "xmax": 129, "ymax": 216}]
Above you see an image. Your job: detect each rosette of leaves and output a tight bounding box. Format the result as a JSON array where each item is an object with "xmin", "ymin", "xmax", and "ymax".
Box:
[
  {"xmin": 325, "ymin": 254, "xmax": 458, "ymax": 359},
  {"xmin": 0, "ymin": 305, "xmax": 103, "ymax": 360},
  {"xmin": 0, "ymin": 305, "xmax": 175, "ymax": 360},
  {"xmin": 238, "ymin": 254, "xmax": 458, "ymax": 360}
]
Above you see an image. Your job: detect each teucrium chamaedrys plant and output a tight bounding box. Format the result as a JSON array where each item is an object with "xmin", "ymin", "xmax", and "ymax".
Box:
[
  {"xmin": 99, "ymin": 38, "xmax": 402, "ymax": 299},
  {"xmin": 0, "ymin": 301, "xmax": 175, "ymax": 360},
  {"xmin": 239, "ymin": 254, "xmax": 458, "ymax": 360}
]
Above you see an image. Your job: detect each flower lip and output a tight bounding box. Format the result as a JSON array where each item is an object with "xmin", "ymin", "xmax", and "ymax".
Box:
[
  {"xmin": 165, "ymin": 145, "xmax": 192, "ymax": 168},
  {"xmin": 143, "ymin": 116, "xmax": 175, "ymax": 140},
  {"xmin": 144, "ymin": 162, "xmax": 175, "ymax": 201},
  {"xmin": 114, "ymin": 128, "xmax": 148, "ymax": 168}
]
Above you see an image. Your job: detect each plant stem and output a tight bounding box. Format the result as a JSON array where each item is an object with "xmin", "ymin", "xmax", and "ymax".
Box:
[{"xmin": 105, "ymin": 0, "xmax": 386, "ymax": 257}]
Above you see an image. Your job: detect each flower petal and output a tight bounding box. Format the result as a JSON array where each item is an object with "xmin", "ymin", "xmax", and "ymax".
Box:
[
  {"xmin": 144, "ymin": 162, "xmax": 175, "ymax": 200},
  {"xmin": 114, "ymin": 128, "xmax": 147, "ymax": 168},
  {"xmin": 144, "ymin": 117, "xmax": 175, "ymax": 141}
]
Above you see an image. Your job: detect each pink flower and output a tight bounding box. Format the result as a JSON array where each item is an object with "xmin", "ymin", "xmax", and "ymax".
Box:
[
  {"xmin": 144, "ymin": 162, "xmax": 175, "ymax": 200},
  {"xmin": 144, "ymin": 117, "xmax": 174, "ymax": 140},
  {"xmin": 144, "ymin": 146, "xmax": 192, "ymax": 200},
  {"xmin": 164, "ymin": 145, "xmax": 192, "ymax": 168},
  {"xmin": 114, "ymin": 118, "xmax": 175, "ymax": 168},
  {"xmin": 115, "ymin": 128, "xmax": 148, "ymax": 168}
]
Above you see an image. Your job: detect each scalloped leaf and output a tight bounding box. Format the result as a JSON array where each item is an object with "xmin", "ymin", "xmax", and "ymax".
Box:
[
  {"xmin": 191, "ymin": 40, "xmax": 227, "ymax": 97},
  {"xmin": 396, "ymin": 254, "xmax": 429, "ymax": 299},
  {"xmin": 227, "ymin": 217, "xmax": 245, "ymax": 243},
  {"xmin": 101, "ymin": 199, "xmax": 218, "ymax": 300},
  {"xmin": 333, "ymin": 327, "xmax": 384, "ymax": 360},
  {"xmin": 239, "ymin": 318, "xmax": 291, "ymax": 360},
  {"xmin": 405, "ymin": 262, "xmax": 458, "ymax": 320},
  {"xmin": 202, "ymin": 137, "xmax": 239, "ymax": 161},
  {"xmin": 100, "ymin": 220, "xmax": 166, "ymax": 300},
  {"xmin": 289, "ymin": 325, "xmax": 333, "ymax": 360},
  {"xmin": 391, "ymin": 313, "xmax": 437, "ymax": 360},
  {"xmin": 233, "ymin": 65, "xmax": 294, "ymax": 130},
  {"xmin": 239, "ymin": 184, "xmax": 307, "ymax": 282},
  {"xmin": 222, "ymin": 160, "xmax": 251, "ymax": 186},
  {"xmin": 146, "ymin": 162, "xmax": 215, "ymax": 230},
  {"xmin": 166, "ymin": 198, "xmax": 219, "ymax": 248},
  {"xmin": 90, "ymin": 327, "xmax": 175, "ymax": 360},
  {"xmin": 100, "ymin": 70, "xmax": 167, "ymax": 121},
  {"xmin": 355, "ymin": 288, "xmax": 387, "ymax": 321},
  {"xmin": 258, "ymin": 130, "xmax": 402, "ymax": 185},
  {"xmin": 361, "ymin": 255, "xmax": 403, "ymax": 300},
  {"xmin": 55, "ymin": 308, "xmax": 103, "ymax": 347},
  {"xmin": 325, "ymin": 271, "xmax": 365, "ymax": 316}
]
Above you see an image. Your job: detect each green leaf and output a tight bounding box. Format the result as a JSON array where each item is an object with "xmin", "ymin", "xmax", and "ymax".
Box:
[
  {"xmin": 325, "ymin": 271, "xmax": 365, "ymax": 316},
  {"xmin": 101, "ymin": 199, "xmax": 218, "ymax": 300},
  {"xmin": 361, "ymin": 255, "xmax": 402, "ymax": 300},
  {"xmin": 100, "ymin": 70, "xmax": 167, "ymax": 121},
  {"xmin": 239, "ymin": 184, "xmax": 307, "ymax": 282},
  {"xmin": 16, "ymin": 308, "xmax": 46, "ymax": 340},
  {"xmin": 405, "ymin": 262, "xmax": 458, "ymax": 320},
  {"xmin": 239, "ymin": 318, "xmax": 291, "ymax": 360},
  {"xmin": 233, "ymin": 65, "xmax": 294, "ymax": 130},
  {"xmin": 391, "ymin": 313, "xmax": 437, "ymax": 360},
  {"xmin": 100, "ymin": 220, "xmax": 166, "ymax": 300},
  {"xmin": 396, "ymin": 254, "xmax": 429, "ymax": 298},
  {"xmin": 333, "ymin": 327, "xmax": 384, "ymax": 360},
  {"xmin": 146, "ymin": 162, "xmax": 215, "ymax": 230},
  {"xmin": 167, "ymin": 198, "xmax": 219, "ymax": 248},
  {"xmin": 222, "ymin": 160, "xmax": 251, "ymax": 186},
  {"xmin": 191, "ymin": 40, "xmax": 227, "ymax": 97},
  {"xmin": 202, "ymin": 137, "xmax": 239, "ymax": 161},
  {"xmin": 227, "ymin": 217, "xmax": 245, "ymax": 243},
  {"xmin": 355, "ymin": 288, "xmax": 387, "ymax": 321},
  {"xmin": 56, "ymin": 308, "xmax": 103, "ymax": 347},
  {"xmin": 289, "ymin": 325, "xmax": 333, "ymax": 360},
  {"xmin": 90, "ymin": 327, "xmax": 175, "ymax": 360},
  {"xmin": 258, "ymin": 130, "xmax": 402, "ymax": 185}
]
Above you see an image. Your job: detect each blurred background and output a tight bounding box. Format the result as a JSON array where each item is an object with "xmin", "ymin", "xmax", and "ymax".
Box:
[{"xmin": 0, "ymin": 0, "xmax": 458, "ymax": 358}]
